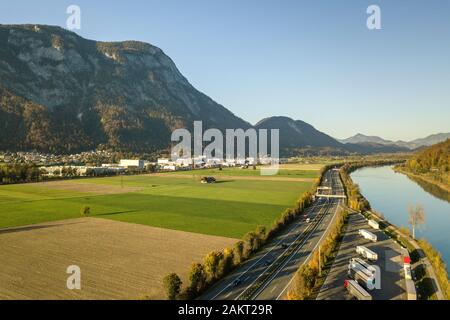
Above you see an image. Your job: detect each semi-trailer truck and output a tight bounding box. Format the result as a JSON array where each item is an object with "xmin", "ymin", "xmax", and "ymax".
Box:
[
  {"xmin": 405, "ymin": 279, "xmax": 417, "ymax": 300},
  {"xmin": 404, "ymin": 264, "xmax": 412, "ymax": 280},
  {"xmin": 368, "ymin": 219, "xmax": 380, "ymax": 230},
  {"xmin": 344, "ymin": 279, "xmax": 372, "ymax": 300},
  {"xmin": 356, "ymin": 245, "xmax": 378, "ymax": 261},
  {"xmin": 348, "ymin": 261, "xmax": 376, "ymax": 290},
  {"xmin": 359, "ymin": 229, "xmax": 377, "ymax": 242},
  {"xmin": 350, "ymin": 258, "xmax": 377, "ymax": 276}
]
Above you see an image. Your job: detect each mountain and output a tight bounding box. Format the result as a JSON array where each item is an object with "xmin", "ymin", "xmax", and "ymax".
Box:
[
  {"xmin": 406, "ymin": 133, "xmax": 450, "ymax": 150},
  {"xmin": 0, "ymin": 24, "xmax": 432, "ymax": 157},
  {"xmin": 339, "ymin": 133, "xmax": 395, "ymax": 146},
  {"xmin": 255, "ymin": 116, "xmax": 348, "ymax": 155},
  {"xmin": 0, "ymin": 24, "xmax": 250, "ymax": 153},
  {"xmin": 344, "ymin": 142, "xmax": 410, "ymax": 154},
  {"xmin": 340, "ymin": 133, "xmax": 450, "ymax": 150}
]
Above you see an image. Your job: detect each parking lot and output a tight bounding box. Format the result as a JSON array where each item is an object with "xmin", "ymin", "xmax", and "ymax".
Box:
[{"xmin": 317, "ymin": 213, "xmax": 407, "ymax": 300}]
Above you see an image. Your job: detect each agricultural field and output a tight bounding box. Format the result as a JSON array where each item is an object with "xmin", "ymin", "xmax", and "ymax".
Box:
[
  {"xmin": 0, "ymin": 164, "xmax": 323, "ymax": 299},
  {"xmin": 0, "ymin": 218, "xmax": 237, "ymax": 300},
  {"xmin": 170, "ymin": 166, "xmax": 320, "ymax": 180},
  {"xmin": 0, "ymin": 165, "xmax": 320, "ymax": 239}
]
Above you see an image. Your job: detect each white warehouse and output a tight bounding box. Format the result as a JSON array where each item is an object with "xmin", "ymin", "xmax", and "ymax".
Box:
[{"xmin": 119, "ymin": 159, "xmax": 145, "ymax": 169}]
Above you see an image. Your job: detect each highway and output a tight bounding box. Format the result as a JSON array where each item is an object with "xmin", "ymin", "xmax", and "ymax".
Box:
[{"xmin": 200, "ymin": 168, "xmax": 345, "ymax": 300}]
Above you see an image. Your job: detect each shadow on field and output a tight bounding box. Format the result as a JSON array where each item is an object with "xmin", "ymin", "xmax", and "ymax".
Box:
[
  {"xmin": 95, "ymin": 210, "xmax": 140, "ymax": 216},
  {"xmin": 214, "ymin": 180, "xmax": 234, "ymax": 184},
  {"xmin": 0, "ymin": 221, "xmax": 85, "ymax": 235}
]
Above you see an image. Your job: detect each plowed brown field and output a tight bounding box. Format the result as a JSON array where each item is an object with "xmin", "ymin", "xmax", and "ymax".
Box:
[{"xmin": 0, "ymin": 218, "xmax": 237, "ymax": 300}]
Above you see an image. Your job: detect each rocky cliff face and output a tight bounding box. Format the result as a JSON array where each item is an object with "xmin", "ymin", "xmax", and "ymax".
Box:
[{"xmin": 0, "ymin": 24, "xmax": 250, "ymax": 153}]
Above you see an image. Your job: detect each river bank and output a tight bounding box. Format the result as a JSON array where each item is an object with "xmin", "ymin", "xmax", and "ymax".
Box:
[
  {"xmin": 350, "ymin": 165, "xmax": 450, "ymax": 299},
  {"xmin": 394, "ymin": 166, "xmax": 450, "ymax": 195}
]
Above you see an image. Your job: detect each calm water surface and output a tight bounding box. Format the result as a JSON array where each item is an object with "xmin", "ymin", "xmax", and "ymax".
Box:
[{"xmin": 351, "ymin": 166, "xmax": 450, "ymax": 271}]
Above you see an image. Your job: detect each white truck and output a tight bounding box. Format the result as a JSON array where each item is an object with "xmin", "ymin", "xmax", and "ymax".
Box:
[
  {"xmin": 404, "ymin": 264, "xmax": 412, "ymax": 280},
  {"xmin": 348, "ymin": 260, "xmax": 376, "ymax": 290},
  {"xmin": 359, "ymin": 229, "xmax": 377, "ymax": 242},
  {"xmin": 344, "ymin": 279, "xmax": 372, "ymax": 300},
  {"xmin": 356, "ymin": 245, "xmax": 378, "ymax": 261},
  {"xmin": 350, "ymin": 258, "xmax": 377, "ymax": 277},
  {"xmin": 368, "ymin": 219, "xmax": 380, "ymax": 230},
  {"xmin": 405, "ymin": 279, "xmax": 417, "ymax": 300}
]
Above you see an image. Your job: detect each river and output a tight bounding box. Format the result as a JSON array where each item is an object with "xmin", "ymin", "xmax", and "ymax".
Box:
[{"xmin": 351, "ymin": 166, "xmax": 450, "ymax": 272}]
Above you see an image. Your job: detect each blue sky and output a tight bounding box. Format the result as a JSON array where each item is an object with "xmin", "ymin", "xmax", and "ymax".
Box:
[{"xmin": 1, "ymin": 0, "xmax": 449, "ymax": 141}]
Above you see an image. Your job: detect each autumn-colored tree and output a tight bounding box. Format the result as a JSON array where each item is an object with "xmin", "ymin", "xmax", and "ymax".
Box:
[
  {"xmin": 408, "ymin": 203, "xmax": 426, "ymax": 239},
  {"xmin": 219, "ymin": 248, "xmax": 235, "ymax": 275},
  {"xmin": 187, "ymin": 263, "xmax": 207, "ymax": 296},
  {"xmin": 204, "ymin": 250, "xmax": 224, "ymax": 281},
  {"xmin": 163, "ymin": 273, "xmax": 182, "ymax": 300},
  {"xmin": 292, "ymin": 265, "xmax": 317, "ymax": 300},
  {"xmin": 233, "ymin": 241, "xmax": 245, "ymax": 264},
  {"xmin": 80, "ymin": 205, "xmax": 91, "ymax": 216}
]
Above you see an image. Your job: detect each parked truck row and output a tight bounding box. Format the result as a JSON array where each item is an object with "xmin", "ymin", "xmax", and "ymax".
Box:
[
  {"xmin": 345, "ymin": 219, "xmax": 380, "ymax": 300},
  {"xmin": 345, "ymin": 215, "xmax": 417, "ymax": 300}
]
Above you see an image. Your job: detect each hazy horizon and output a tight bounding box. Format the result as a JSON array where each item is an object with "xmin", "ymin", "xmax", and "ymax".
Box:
[{"xmin": 1, "ymin": 0, "xmax": 449, "ymax": 141}]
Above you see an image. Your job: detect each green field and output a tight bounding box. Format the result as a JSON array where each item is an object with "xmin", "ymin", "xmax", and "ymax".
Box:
[
  {"xmin": 0, "ymin": 170, "xmax": 316, "ymax": 238},
  {"xmin": 171, "ymin": 167, "xmax": 320, "ymax": 179}
]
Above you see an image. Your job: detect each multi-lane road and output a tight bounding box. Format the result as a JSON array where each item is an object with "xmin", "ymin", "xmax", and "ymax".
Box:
[{"xmin": 200, "ymin": 168, "xmax": 345, "ymax": 300}]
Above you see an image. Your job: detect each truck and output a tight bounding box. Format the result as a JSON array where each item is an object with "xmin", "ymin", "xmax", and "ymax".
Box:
[
  {"xmin": 404, "ymin": 264, "xmax": 412, "ymax": 280},
  {"xmin": 356, "ymin": 245, "xmax": 378, "ymax": 261},
  {"xmin": 348, "ymin": 261, "xmax": 376, "ymax": 290},
  {"xmin": 405, "ymin": 279, "xmax": 417, "ymax": 300},
  {"xmin": 350, "ymin": 258, "xmax": 377, "ymax": 277},
  {"xmin": 344, "ymin": 279, "xmax": 372, "ymax": 300},
  {"xmin": 368, "ymin": 219, "xmax": 380, "ymax": 230},
  {"xmin": 359, "ymin": 229, "xmax": 377, "ymax": 242}
]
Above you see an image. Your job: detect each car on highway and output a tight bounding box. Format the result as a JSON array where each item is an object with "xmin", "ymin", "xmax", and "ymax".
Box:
[
  {"xmin": 306, "ymin": 218, "xmax": 311, "ymax": 224},
  {"xmin": 281, "ymin": 243, "xmax": 289, "ymax": 249},
  {"xmin": 262, "ymin": 259, "xmax": 273, "ymax": 266},
  {"xmin": 232, "ymin": 279, "xmax": 242, "ymax": 287}
]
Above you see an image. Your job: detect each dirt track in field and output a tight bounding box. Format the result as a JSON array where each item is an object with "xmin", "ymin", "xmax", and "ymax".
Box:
[
  {"xmin": 33, "ymin": 180, "xmax": 142, "ymax": 195},
  {"xmin": 277, "ymin": 164, "xmax": 324, "ymax": 171},
  {"xmin": 0, "ymin": 218, "xmax": 237, "ymax": 300},
  {"xmin": 153, "ymin": 173, "xmax": 316, "ymax": 182}
]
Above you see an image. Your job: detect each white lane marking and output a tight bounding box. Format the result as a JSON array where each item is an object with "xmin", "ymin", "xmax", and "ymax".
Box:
[
  {"xmin": 209, "ymin": 203, "xmax": 324, "ymax": 299},
  {"xmin": 225, "ymin": 291, "xmax": 233, "ymax": 299},
  {"xmin": 253, "ymin": 204, "xmax": 333, "ymax": 300},
  {"xmin": 271, "ymin": 286, "xmax": 277, "ymax": 293},
  {"xmin": 234, "ymin": 204, "xmax": 329, "ymax": 300},
  {"xmin": 275, "ymin": 199, "xmax": 342, "ymax": 300}
]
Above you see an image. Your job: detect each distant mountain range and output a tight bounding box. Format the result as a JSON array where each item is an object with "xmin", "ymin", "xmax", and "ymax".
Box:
[
  {"xmin": 339, "ymin": 133, "xmax": 450, "ymax": 150},
  {"xmin": 255, "ymin": 117, "xmax": 346, "ymax": 155},
  {"xmin": 0, "ymin": 24, "xmax": 445, "ymax": 156}
]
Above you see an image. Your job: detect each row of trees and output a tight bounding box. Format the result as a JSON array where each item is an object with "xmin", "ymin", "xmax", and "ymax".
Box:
[
  {"xmin": 163, "ymin": 226, "xmax": 270, "ymax": 300},
  {"xmin": 162, "ymin": 165, "xmax": 335, "ymax": 300},
  {"xmin": 339, "ymin": 163, "xmax": 370, "ymax": 212},
  {"xmin": 403, "ymin": 139, "xmax": 450, "ymax": 187},
  {"xmin": 406, "ymin": 139, "xmax": 450, "ymax": 174},
  {"xmin": 0, "ymin": 164, "xmax": 93, "ymax": 184},
  {"xmin": 0, "ymin": 164, "xmax": 44, "ymax": 184},
  {"xmin": 0, "ymin": 163, "xmax": 158, "ymax": 185},
  {"xmin": 288, "ymin": 208, "xmax": 348, "ymax": 300},
  {"xmin": 418, "ymin": 239, "xmax": 450, "ymax": 299}
]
